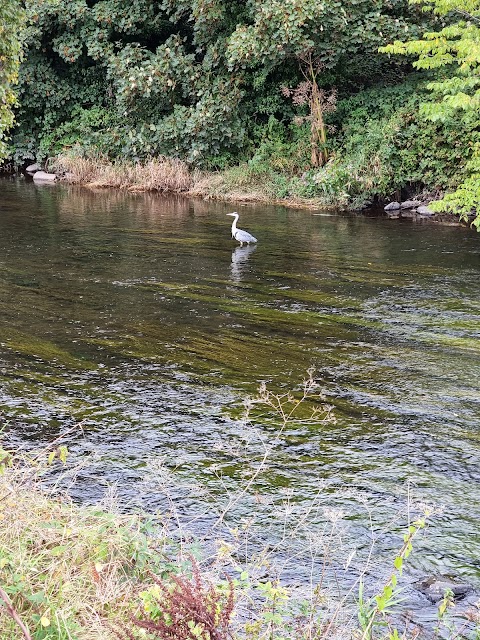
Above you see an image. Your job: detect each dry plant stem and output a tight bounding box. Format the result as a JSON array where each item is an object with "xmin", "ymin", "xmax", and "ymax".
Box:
[
  {"xmin": 212, "ymin": 372, "xmax": 322, "ymax": 530},
  {"xmin": 321, "ymin": 502, "xmax": 378, "ymax": 638},
  {"xmin": 0, "ymin": 422, "xmax": 84, "ymax": 503},
  {"xmin": 298, "ymin": 51, "xmax": 332, "ymax": 168},
  {"xmin": 211, "ymin": 431, "xmax": 274, "ymax": 530},
  {"xmin": 310, "ymin": 82, "xmax": 327, "ymax": 167},
  {"xmin": 254, "ymin": 485, "xmax": 330, "ymax": 568},
  {"xmin": 35, "ymin": 422, "xmax": 84, "ymax": 458},
  {"xmin": 446, "ymin": 618, "xmax": 473, "ymax": 640},
  {"xmin": 0, "ymin": 584, "xmax": 32, "ymax": 640},
  {"xmin": 305, "ymin": 55, "xmax": 326, "ymax": 168}
]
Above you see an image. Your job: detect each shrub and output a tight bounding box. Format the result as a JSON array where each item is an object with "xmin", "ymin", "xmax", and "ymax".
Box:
[
  {"xmin": 297, "ymin": 78, "xmax": 479, "ymax": 207},
  {"xmin": 119, "ymin": 560, "xmax": 234, "ymax": 640}
]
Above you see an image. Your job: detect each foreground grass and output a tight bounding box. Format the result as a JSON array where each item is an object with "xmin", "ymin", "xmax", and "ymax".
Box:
[{"xmin": 0, "ymin": 464, "xmax": 166, "ymax": 639}]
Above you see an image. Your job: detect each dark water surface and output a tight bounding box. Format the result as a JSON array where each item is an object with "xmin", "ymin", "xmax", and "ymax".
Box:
[{"xmin": 1, "ymin": 178, "xmax": 480, "ymax": 598}]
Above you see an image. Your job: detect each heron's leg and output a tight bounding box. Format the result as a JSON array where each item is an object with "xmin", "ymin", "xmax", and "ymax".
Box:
[{"xmin": 239, "ymin": 241, "xmax": 244, "ymax": 247}]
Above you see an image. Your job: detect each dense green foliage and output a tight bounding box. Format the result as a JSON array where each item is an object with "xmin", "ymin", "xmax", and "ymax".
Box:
[
  {"xmin": 381, "ymin": 0, "xmax": 480, "ymax": 225},
  {"xmin": 4, "ymin": 0, "xmax": 478, "ymax": 220},
  {"xmin": 12, "ymin": 0, "xmax": 429, "ymax": 166},
  {"xmin": 0, "ymin": 0, "xmax": 24, "ymax": 161}
]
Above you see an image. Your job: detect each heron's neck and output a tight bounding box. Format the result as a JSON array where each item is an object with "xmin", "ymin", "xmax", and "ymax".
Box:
[{"xmin": 231, "ymin": 214, "xmax": 239, "ymax": 234}]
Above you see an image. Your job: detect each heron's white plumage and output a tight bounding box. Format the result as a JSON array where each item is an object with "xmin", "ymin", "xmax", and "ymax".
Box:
[{"xmin": 226, "ymin": 212, "xmax": 257, "ymax": 246}]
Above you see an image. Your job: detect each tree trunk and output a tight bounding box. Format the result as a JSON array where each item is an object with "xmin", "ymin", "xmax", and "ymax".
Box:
[{"xmin": 310, "ymin": 82, "xmax": 327, "ymax": 167}]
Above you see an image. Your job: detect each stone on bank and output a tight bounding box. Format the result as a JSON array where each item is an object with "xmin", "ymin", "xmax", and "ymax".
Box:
[{"xmin": 33, "ymin": 171, "xmax": 57, "ymax": 183}]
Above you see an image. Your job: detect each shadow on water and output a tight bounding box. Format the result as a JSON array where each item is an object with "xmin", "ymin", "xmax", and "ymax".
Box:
[{"xmin": 1, "ymin": 178, "xmax": 480, "ymax": 612}]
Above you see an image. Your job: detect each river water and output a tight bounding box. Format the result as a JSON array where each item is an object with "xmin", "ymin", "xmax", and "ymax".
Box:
[{"xmin": 1, "ymin": 179, "xmax": 480, "ymax": 608}]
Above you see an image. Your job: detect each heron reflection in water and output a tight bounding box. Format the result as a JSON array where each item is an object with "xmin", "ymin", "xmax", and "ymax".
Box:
[{"xmin": 230, "ymin": 243, "xmax": 257, "ymax": 282}]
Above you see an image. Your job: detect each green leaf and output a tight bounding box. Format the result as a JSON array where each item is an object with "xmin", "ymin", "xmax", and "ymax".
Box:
[{"xmin": 49, "ymin": 545, "xmax": 68, "ymax": 556}]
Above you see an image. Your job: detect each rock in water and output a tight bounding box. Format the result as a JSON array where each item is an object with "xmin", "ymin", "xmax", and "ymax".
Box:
[
  {"xmin": 33, "ymin": 171, "xmax": 57, "ymax": 183},
  {"xmin": 417, "ymin": 205, "xmax": 435, "ymax": 216},
  {"xmin": 401, "ymin": 200, "xmax": 421, "ymax": 209},
  {"xmin": 25, "ymin": 163, "xmax": 41, "ymax": 173},
  {"xmin": 384, "ymin": 201, "xmax": 401, "ymax": 211},
  {"xmin": 414, "ymin": 575, "xmax": 472, "ymax": 603}
]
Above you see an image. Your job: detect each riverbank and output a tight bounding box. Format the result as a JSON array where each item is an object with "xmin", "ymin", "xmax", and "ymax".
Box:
[
  {"xmin": 20, "ymin": 153, "xmax": 459, "ymax": 227},
  {"xmin": 0, "ymin": 445, "xmax": 439, "ymax": 640},
  {"xmin": 0, "ymin": 453, "xmax": 154, "ymax": 639},
  {"xmin": 46, "ymin": 153, "xmax": 342, "ymax": 210}
]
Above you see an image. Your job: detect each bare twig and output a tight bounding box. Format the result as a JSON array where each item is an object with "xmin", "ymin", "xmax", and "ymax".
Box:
[{"xmin": 0, "ymin": 583, "xmax": 32, "ymax": 640}]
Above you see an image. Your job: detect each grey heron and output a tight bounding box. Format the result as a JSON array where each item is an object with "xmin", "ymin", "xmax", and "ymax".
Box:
[{"xmin": 226, "ymin": 212, "xmax": 258, "ymax": 246}]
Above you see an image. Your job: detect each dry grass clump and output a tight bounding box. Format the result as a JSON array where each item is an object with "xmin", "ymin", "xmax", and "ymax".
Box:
[
  {"xmin": 0, "ymin": 465, "xmax": 164, "ymax": 639},
  {"xmin": 53, "ymin": 153, "xmax": 197, "ymax": 193},
  {"xmin": 189, "ymin": 166, "xmax": 274, "ymax": 203},
  {"xmin": 52, "ymin": 151, "xmax": 336, "ymax": 208},
  {"xmin": 53, "ymin": 151, "xmax": 288, "ymax": 203}
]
